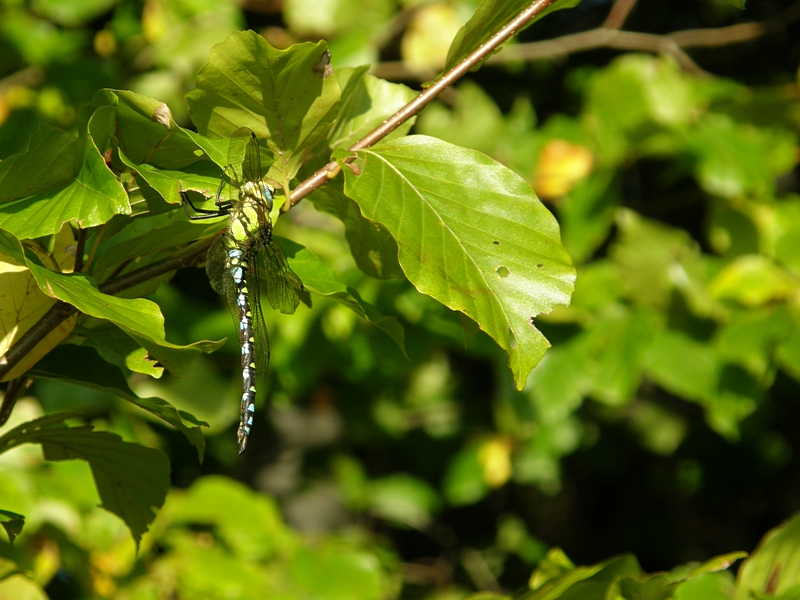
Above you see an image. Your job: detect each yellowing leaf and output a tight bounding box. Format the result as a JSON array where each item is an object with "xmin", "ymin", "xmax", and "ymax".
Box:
[
  {"xmin": 708, "ymin": 255, "xmax": 798, "ymax": 306},
  {"xmin": 534, "ymin": 140, "xmax": 594, "ymax": 200},
  {"xmin": 478, "ymin": 436, "xmax": 512, "ymax": 488},
  {"xmin": 401, "ymin": 3, "xmax": 464, "ymax": 73},
  {"xmin": 0, "ymin": 261, "xmax": 76, "ymax": 382}
]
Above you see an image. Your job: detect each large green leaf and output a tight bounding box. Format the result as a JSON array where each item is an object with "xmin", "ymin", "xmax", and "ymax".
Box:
[
  {"xmin": 86, "ymin": 210, "xmax": 222, "ymax": 274},
  {"xmin": 186, "ymin": 31, "xmax": 340, "ymax": 186},
  {"xmin": 525, "ymin": 551, "xmax": 642, "ymax": 599},
  {"xmin": 688, "ymin": 114, "xmax": 797, "ymax": 199},
  {"xmin": 341, "ymin": 135, "xmax": 575, "ymax": 389},
  {"xmin": 0, "ymin": 123, "xmax": 129, "ymax": 239},
  {"xmin": 642, "ymin": 329, "xmax": 761, "ymax": 439},
  {"xmin": 444, "ymin": 0, "xmax": 581, "ymax": 71},
  {"xmin": 0, "ymin": 414, "xmax": 169, "ymax": 548},
  {"xmin": 281, "ymin": 237, "xmax": 406, "ymax": 353},
  {"xmin": 30, "ymin": 344, "xmax": 208, "ymax": 460},
  {"xmin": 86, "ymin": 90, "xmax": 227, "ymax": 206},
  {"xmin": 310, "ymin": 184, "xmax": 404, "ymax": 280}
]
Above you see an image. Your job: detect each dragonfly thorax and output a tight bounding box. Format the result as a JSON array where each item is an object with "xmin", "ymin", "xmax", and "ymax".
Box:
[{"xmin": 229, "ymin": 181, "xmax": 275, "ymax": 244}]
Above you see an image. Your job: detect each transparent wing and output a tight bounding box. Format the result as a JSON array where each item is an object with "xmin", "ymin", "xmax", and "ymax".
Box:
[
  {"xmin": 260, "ymin": 237, "xmax": 304, "ymax": 315},
  {"xmin": 240, "ymin": 128, "xmax": 262, "ymax": 184},
  {"xmin": 205, "ymin": 235, "xmax": 229, "ymax": 296},
  {"xmin": 247, "ymin": 261, "xmax": 270, "ymax": 375},
  {"xmin": 226, "ymin": 127, "xmax": 260, "ymax": 186}
]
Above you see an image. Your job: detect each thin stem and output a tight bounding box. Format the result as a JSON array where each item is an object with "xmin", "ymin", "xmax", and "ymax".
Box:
[
  {"xmin": 603, "ymin": 0, "xmax": 638, "ymax": 30},
  {"xmin": 73, "ymin": 228, "xmax": 86, "ymax": 273},
  {"xmin": 288, "ymin": 0, "xmax": 557, "ymax": 207},
  {"xmin": 0, "ymin": 377, "xmax": 33, "ymax": 427}
]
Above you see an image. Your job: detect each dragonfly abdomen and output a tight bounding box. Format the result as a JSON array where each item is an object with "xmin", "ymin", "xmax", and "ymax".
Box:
[{"xmin": 228, "ymin": 247, "xmax": 257, "ymax": 454}]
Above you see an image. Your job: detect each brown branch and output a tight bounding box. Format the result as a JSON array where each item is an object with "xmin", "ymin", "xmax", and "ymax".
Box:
[
  {"xmin": 487, "ymin": 28, "xmax": 706, "ymax": 74},
  {"xmin": 603, "ymin": 0, "xmax": 638, "ymax": 30},
  {"xmin": 0, "ymin": 377, "xmax": 33, "ymax": 427},
  {"xmin": 0, "ymin": 237, "xmax": 214, "ymax": 381},
  {"xmin": 288, "ymin": 0, "xmax": 558, "ymax": 208},
  {"xmin": 488, "ymin": 0, "xmax": 800, "ymax": 73}
]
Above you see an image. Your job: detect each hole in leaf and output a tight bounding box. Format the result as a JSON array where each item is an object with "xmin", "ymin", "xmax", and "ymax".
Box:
[
  {"xmin": 536, "ymin": 263, "xmax": 543, "ymax": 269},
  {"xmin": 496, "ymin": 266, "xmax": 510, "ymax": 278},
  {"xmin": 492, "ymin": 240, "xmax": 500, "ymax": 245}
]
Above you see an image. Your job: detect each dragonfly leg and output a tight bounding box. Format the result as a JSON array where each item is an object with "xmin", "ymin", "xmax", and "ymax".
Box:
[{"xmin": 181, "ymin": 190, "xmax": 231, "ymax": 220}]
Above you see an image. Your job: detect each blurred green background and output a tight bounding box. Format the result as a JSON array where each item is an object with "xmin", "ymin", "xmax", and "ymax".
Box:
[{"xmin": 1, "ymin": 0, "xmax": 800, "ymax": 598}]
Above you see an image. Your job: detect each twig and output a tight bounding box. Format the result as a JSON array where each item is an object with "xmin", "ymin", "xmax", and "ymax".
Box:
[
  {"xmin": 73, "ymin": 228, "xmax": 86, "ymax": 273},
  {"xmin": 288, "ymin": 0, "xmax": 558, "ymax": 207},
  {"xmin": 0, "ymin": 377, "xmax": 33, "ymax": 427},
  {"xmin": 372, "ymin": 0, "xmax": 800, "ymax": 80},
  {"xmin": 491, "ymin": 28, "xmax": 706, "ymax": 74},
  {"xmin": 603, "ymin": 0, "xmax": 638, "ymax": 30},
  {"xmin": 489, "ymin": 0, "xmax": 800, "ymax": 71}
]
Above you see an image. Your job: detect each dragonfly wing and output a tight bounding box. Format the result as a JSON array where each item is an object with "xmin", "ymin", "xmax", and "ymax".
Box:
[
  {"xmin": 205, "ymin": 235, "xmax": 229, "ymax": 296},
  {"xmin": 261, "ymin": 237, "xmax": 304, "ymax": 315},
  {"xmin": 240, "ymin": 128, "xmax": 262, "ymax": 183},
  {"xmin": 226, "ymin": 128, "xmax": 251, "ymax": 184},
  {"xmin": 247, "ymin": 261, "xmax": 270, "ymax": 376}
]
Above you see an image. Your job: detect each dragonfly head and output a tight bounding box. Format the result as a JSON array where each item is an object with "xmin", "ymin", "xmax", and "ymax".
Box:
[
  {"xmin": 260, "ymin": 182, "xmax": 275, "ymax": 212},
  {"xmin": 240, "ymin": 180, "xmax": 275, "ymax": 213}
]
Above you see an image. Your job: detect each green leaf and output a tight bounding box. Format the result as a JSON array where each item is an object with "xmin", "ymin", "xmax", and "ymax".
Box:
[
  {"xmin": 0, "ymin": 228, "xmax": 189, "ymax": 355},
  {"xmin": 85, "ymin": 90, "xmax": 227, "ymax": 206},
  {"xmin": 310, "ymin": 184, "xmax": 404, "ymax": 280},
  {"xmin": 165, "ymin": 476, "xmax": 288, "ymax": 561},
  {"xmin": 341, "ymin": 135, "xmax": 575, "ymax": 389},
  {"xmin": 672, "ymin": 571, "xmax": 737, "ymax": 600},
  {"xmin": 442, "ymin": 443, "xmax": 489, "ymax": 506},
  {"xmin": 642, "ymin": 329, "xmax": 760, "ymax": 439},
  {"xmin": 529, "ymin": 548, "xmax": 576, "ymax": 590},
  {"xmin": 778, "ymin": 314, "xmax": 800, "ymax": 381},
  {"xmin": 366, "ymin": 474, "xmax": 440, "ymax": 528},
  {"xmin": 688, "ymin": 114, "xmax": 797, "ymax": 199},
  {"xmin": 30, "ymin": 0, "xmax": 118, "ymax": 26},
  {"xmin": 708, "ymin": 255, "xmax": 797, "ymax": 307},
  {"xmin": 737, "ymin": 512, "xmax": 800, "ymax": 600},
  {"xmin": 280, "ymin": 237, "xmax": 406, "ymax": 353},
  {"xmin": 0, "ymin": 574, "xmax": 48, "ymax": 600},
  {"xmin": 445, "ymin": 0, "xmax": 581, "ymax": 71},
  {"xmin": 584, "ymin": 308, "xmax": 657, "ymax": 406},
  {"xmin": 714, "ymin": 307, "xmax": 793, "ymax": 379},
  {"xmin": 773, "ymin": 198, "xmax": 800, "ymax": 274},
  {"xmin": 30, "ymin": 345, "xmax": 208, "ymax": 460},
  {"xmin": 0, "ymin": 124, "xmax": 130, "ymax": 239},
  {"xmin": 0, "ymin": 510, "xmax": 25, "ymax": 545},
  {"xmin": 558, "ymin": 168, "xmax": 619, "ymax": 263},
  {"xmin": 0, "ymin": 414, "xmax": 170, "ymax": 548},
  {"xmin": 186, "ymin": 31, "xmax": 341, "ymax": 185},
  {"xmin": 0, "ymin": 557, "xmax": 22, "ymax": 582},
  {"xmin": 88, "ymin": 211, "xmax": 222, "ymax": 275},
  {"xmin": 610, "ymin": 209, "xmax": 700, "ymax": 309},
  {"xmin": 525, "ymin": 553, "xmax": 642, "ymax": 600},
  {"xmin": 287, "ymin": 543, "xmax": 388, "ymax": 600}
]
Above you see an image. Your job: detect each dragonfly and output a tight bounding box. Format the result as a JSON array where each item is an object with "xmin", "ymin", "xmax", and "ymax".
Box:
[{"xmin": 182, "ymin": 127, "xmax": 303, "ymax": 454}]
